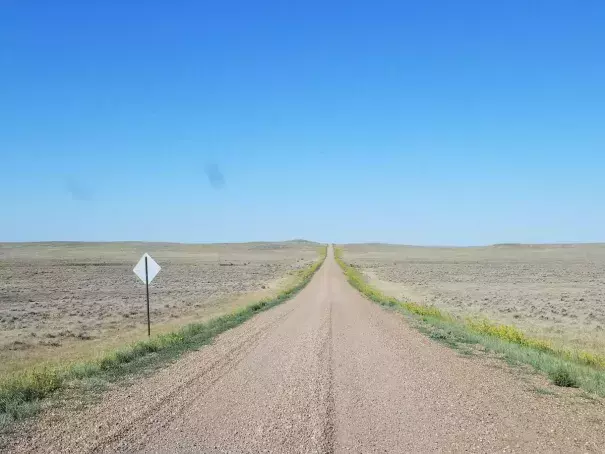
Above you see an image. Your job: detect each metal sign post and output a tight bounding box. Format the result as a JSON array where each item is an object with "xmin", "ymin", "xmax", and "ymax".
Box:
[
  {"xmin": 145, "ymin": 256, "xmax": 150, "ymax": 336},
  {"xmin": 134, "ymin": 253, "xmax": 161, "ymax": 337}
]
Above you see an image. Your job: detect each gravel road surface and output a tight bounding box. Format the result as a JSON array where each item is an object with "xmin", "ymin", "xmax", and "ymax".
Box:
[{"xmin": 8, "ymin": 246, "xmax": 605, "ymax": 453}]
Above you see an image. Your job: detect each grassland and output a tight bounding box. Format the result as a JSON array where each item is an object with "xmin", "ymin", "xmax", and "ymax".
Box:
[
  {"xmin": 0, "ymin": 243, "xmax": 326, "ymax": 428},
  {"xmin": 334, "ymin": 247, "xmax": 605, "ymax": 396},
  {"xmin": 340, "ymin": 243, "xmax": 605, "ymax": 356},
  {"xmin": 0, "ymin": 241, "xmax": 319, "ymax": 375}
]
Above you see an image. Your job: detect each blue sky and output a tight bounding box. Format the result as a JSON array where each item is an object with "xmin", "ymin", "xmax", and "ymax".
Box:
[{"xmin": 1, "ymin": 1, "xmax": 604, "ymax": 245}]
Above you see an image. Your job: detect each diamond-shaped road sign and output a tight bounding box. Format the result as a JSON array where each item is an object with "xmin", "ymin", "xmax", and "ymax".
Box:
[{"xmin": 133, "ymin": 253, "xmax": 161, "ymax": 284}]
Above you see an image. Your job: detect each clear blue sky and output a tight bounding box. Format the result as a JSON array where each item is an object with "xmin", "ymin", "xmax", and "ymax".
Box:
[{"xmin": 1, "ymin": 1, "xmax": 604, "ymax": 245}]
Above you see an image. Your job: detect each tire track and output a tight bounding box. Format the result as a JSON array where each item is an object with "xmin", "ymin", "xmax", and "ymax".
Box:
[
  {"xmin": 93, "ymin": 306, "xmax": 296, "ymax": 453},
  {"xmin": 11, "ymin": 295, "xmax": 303, "ymax": 454},
  {"xmin": 317, "ymin": 297, "xmax": 335, "ymax": 454}
]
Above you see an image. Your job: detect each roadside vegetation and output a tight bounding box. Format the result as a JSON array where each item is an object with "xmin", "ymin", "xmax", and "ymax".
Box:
[
  {"xmin": 334, "ymin": 247, "xmax": 605, "ymax": 396},
  {"xmin": 0, "ymin": 246, "xmax": 327, "ymax": 428},
  {"xmin": 0, "ymin": 241, "xmax": 321, "ymax": 377}
]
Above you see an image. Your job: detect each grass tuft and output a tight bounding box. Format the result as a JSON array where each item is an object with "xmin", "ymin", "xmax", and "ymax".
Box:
[
  {"xmin": 534, "ymin": 387, "xmax": 556, "ymax": 396},
  {"xmin": 549, "ymin": 367, "xmax": 579, "ymax": 388},
  {"xmin": 0, "ymin": 246, "xmax": 327, "ymax": 428}
]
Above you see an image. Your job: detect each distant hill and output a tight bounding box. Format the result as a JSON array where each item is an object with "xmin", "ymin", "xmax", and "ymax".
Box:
[{"xmin": 284, "ymin": 239, "xmax": 321, "ymax": 245}]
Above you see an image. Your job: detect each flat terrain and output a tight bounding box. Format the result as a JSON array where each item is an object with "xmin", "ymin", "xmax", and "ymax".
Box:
[
  {"xmin": 341, "ymin": 243, "xmax": 605, "ymax": 354},
  {"xmin": 0, "ymin": 241, "xmax": 319, "ymax": 374},
  {"xmin": 5, "ymin": 246, "xmax": 605, "ymax": 453}
]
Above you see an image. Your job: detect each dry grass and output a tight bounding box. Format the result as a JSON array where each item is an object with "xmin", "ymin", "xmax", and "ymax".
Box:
[
  {"xmin": 0, "ymin": 246, "xmax": 327, "ymax": 428},
  {"xmin": 0, "ymin": 241, "xmax": 319, "ymax": 376},
  {"xmin": 334, "ymin": 247, "xmax": 605, "ymax": 396},
  {"xmin": 340, "ymin": 243, "xmax": 605, "ymax": 357}
]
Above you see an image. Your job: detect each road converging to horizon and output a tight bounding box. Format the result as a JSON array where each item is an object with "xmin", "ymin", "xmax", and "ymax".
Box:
[{"xmin": 14, "ymin": 246, "xmax": 604, "ymax": 453}]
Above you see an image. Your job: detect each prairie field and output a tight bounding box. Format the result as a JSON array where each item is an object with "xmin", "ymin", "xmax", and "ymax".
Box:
[
  {"xmin": 0, "ymin": 241, "xmax": 320, "ymax": 375},
  {"xmin": 341, "ymin": 243, "xmax": 605, "ymax": 355}
]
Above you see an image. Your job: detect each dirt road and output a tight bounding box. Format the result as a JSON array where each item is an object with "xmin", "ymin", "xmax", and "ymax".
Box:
[{"xmin": 9, "ymin": 246, "xmax": 605, "ymax": 453}]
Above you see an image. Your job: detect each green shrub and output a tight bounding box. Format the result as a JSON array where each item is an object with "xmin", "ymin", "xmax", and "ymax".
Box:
[{"xmin": 549, "ymin": 367, "xmax": 579, "ymax": 388}]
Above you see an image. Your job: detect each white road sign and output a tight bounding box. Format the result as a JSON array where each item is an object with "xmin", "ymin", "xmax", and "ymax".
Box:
[{"xmin": 133, "ymin": 253, "xmax": 161, "ymax": 284}]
